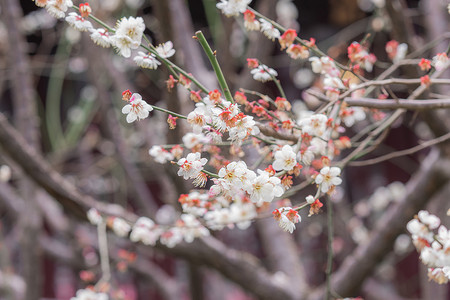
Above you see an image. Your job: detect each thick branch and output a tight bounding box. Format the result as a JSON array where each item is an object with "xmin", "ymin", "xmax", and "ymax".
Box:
[
  {"xmin": 0, "ymin": 113, "xmax": 134, "ymax": 221},
  {"xmin": 82, "ymin": 37, "xmax": 158, "ymax": 217},
  {"xmin": 257, "ymin": 124, "xmax": 299, "ymax": 143},
  {"xmin": 160, "ymin": 236, "xmax": 297, "ymax": 300},
  {"xmin": 256, "ymin": 216, "xmax": 308, "ymax": 294},
  {"xmin": 344, "ymin": 97, "xmax": 450, "ymax": 110},
  {"xmin": 0, "ymin": 113, "xmax": 294, "ymax": 299},
  {"xmin": 308, "ymin": 150, "xmax": 450, "ymax": 299}
]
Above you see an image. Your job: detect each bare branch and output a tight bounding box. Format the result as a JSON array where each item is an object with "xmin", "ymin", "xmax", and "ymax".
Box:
[
  {"xmin": 344, "ymin": 97, "xmax": 450, "ymax": 110},
  {"xmin": 349, "ymin": 131, "xmax": 450, "ymax": 166},
  {"xmin": 308, "ymin": 150, "xmax": 450, "ymax": 299}
]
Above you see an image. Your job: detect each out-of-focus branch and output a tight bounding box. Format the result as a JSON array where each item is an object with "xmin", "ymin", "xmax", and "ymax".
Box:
[
  {"xmin": 82, "ymin": 37, "xmax": 158, "ymax": 217},
  {"xmin": 39, "ymin": 234, "xmax": 183, "ymax": 300},
  {"xmin": 257, "ymin": 124, "xmax": 299, "ymax": 142},
  {"xmin": 256, "ymin": 216, "xmax": 308, "ymax": 295},
  {"xmin": 167, "ymin": 0, "xmax": 217, "ymax": 89},
  {"xmin": 340, "ymin": 78, "xmax": 450, "ymax": 99},
  {"xmin": 385, "ymin": 0, "xmax": 419, "ymax": 50},
  {"xmin": 0, "ymin": 113, "xmax": 134, "ymax": 221},
  {"xmin": 344, "ymin": 97, "xmax": 450, "ymax": 110},
  {"xmin": 160, "ymin": 236, "xmax": 297, "ymax": 300},
  {"xmin": 2, "ymin": 0, "xmax": 43, "ymax": 298},
  {"xmin": 349, "ymin": 131, "xmax": 450, "ymax": 166},
  {"xmin": 0, "ymin": 113, "xmax": 297, "ymax": 300},
  {"xmin": 362, "ymin": 278, "xmax": 416, "ymax": 300},
  {"xmin": 307, "ymin": 150, "xmax": 450, "ymax": 299}
]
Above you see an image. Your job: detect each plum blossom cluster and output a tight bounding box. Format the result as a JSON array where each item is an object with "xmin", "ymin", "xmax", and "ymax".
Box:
[
  {"xmin": 39, "ymin": 0, "xmax": 355, "ymax": 241},
  {"xmin": 185, "ymin": 89, "xmax": 260, "ymax": 145},
  {"xmin": 87, "ymin": 208, "xmax": 210, "ymax": 249},
  {"xmin": 39, "ymin": 1, "xmax": 177, "ymax": 70},
  {"xmin": 121, "ymin": 91, "xmax": 153, "ymax": 123},
  {"xmin": 178, "ymin": 191, "xmax": 257, "ymax": 230},
  {"xmin": 272, "ymin": 207, "xmax": 300, "ymax": 233},
  {"xmin": 407, "ymin": 210, "xmax": 450, "ymax": 284}
]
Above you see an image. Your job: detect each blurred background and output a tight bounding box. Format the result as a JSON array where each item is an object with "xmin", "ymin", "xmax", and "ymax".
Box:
[{"xmin": 0, "ymin": 0, "xmax": 449, "ymax": 299}]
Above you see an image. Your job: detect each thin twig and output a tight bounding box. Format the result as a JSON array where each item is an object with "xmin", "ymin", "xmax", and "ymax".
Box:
[
  {"xmin": 96, "ymin": 221, "xmax": 111, "ymax": 284},
  {"xmin": 349, "ymin": 131, "xmax": 450, "ymax": 166}
]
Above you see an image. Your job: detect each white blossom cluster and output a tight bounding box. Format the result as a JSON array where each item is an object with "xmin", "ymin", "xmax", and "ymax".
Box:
[
  {"xmin": 87, "ymin": 208, "xmax": 210, "ymax": 249},
  {"xmin": 407, "ymin": 210, "xmax": 450, "ymax": 284}
]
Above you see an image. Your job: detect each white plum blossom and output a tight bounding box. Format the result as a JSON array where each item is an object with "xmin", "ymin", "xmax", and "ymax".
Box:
[
  {"xmin": 155, "ymin": 41, "xmax": 176, "ymax": 58},
  {"xmin": 111, "ymin": 217, "xmax": 131, "ymax": 237},
  {"xmin": 177, "ymin": 152, "xmax": 208, "ymax": 180},
  {"xmin": 298, "ymin": 114, "xmax": 329, "ymax": 138},
  {"xmin": 111, "ymin": 16, "xmax": 145, "ymax": 58},
  {"xmin": 182, "ymin": 132, "xmax": 208, "ymax": 149},
  {"xmin": 310, "ymin": 137, "xmax": 329, "ymax": 156},
  {"xmin": 432, "ymin": 53, "xmax": 450, "ymax": 71},
  {"xmin": 216, "ymin": 0, "xmax": 251, "ymax": 17},
  {"xmin": 228, "ymin": 115, "xmax": 260, "ymax": 145},
  {"xmin": 87, "ymin": 208, "xmax": 102, "ymax": 225},
  {"xmin": 244, "ymin": 15, "xmax": 260, "ymax": 31},
  {"xmin": 134, "ymin": 52, "xmax": 161, "ymax": 69},
  {"xmin": 179, "ymin": 191, "xmax": 210, "ymax": 216},
  {"xmin": 315, "ymin": 166, "xmax": 342, "ymax": 193},
  {"xmin": 418, "ymin": 210, "xmax": 440, "ymax": 229},
  {"xmin": 393, "ymin": 43, "xmax": 408, "ymax": 63},
  {"xmin": 115, "ymin": 16, "xmax": 145, "ymax": 42},
  {"xmin": 230, "ymin": 202, "xmax": 257, "ymax": 230},
  {"xmin": 204, "ymin": 202, "xmax": 257, "ymax": 230},
  {"xmin": 110, "ymin": 34, "xmax": 140, "ymax": 58},
  {"xmin": 272, "ymin": 207, "xmax": 301, "ymax": 233},
  {"xmin": 259, "ymin": 18, "xmax": 280, "ymax": 41},
  {"xmin": 407, "ymin": 218, "xmax": 432, "ymax": 241},
  {"xmin": 306, "ymin": 195, "xmax": 315, "ymax": 204},
  {"xmin": 130, "ymin": 217, "xmax": 159, "ymax": 246},
  {"xmin": 204, "ymin": 208, "xmax": 233, "ymax": 230},
  {"xmin": 179, "ymin": 214, "xmax": 210, "ymax": 243},
  {"xmin": 323, "ymin": 75, "xmax": 346, "ymax": 90},
  {"xmin": 46, "ymin": 0, "xmax": 73, "ymax": 19},
  {"xmin": 149, "ymin": 146, "xmax": 174, "ymax": 164},
  {"xmin": 298, "ymin": 147, "xmax": 315, "ymax": 165},
  {"xmin": 428, "ymin": 268, "xmax": 449, "ymax": 284},
  {"xmin": 159, "ymin": 228, "xmax": 183, "ymax": 248},
  {"xmin": 249, "ymin": 171, "xmax": 283, "ymax": 206},
  {"xmin": 187, "ymin": 110, "xmax": 208, "ymax": 134},
  {"xmin": 65, "ymin": 12, "xmax": 93, "ymax": 32},
  {"xmin": 218, "ymin": 161, "xmax": 255, "ymax": 192},
  {"xmin": 340, "ymin": 106, "xmax": 366, "ymax": 127},
  {"xmin": 251, "ymin": 64, "xmax": 278, "ymax": 82},
  {"xmin": 0, "ymin": 165, "xmax": 11, "ymax": 182},
  {"xmin": 70, "ymin": 289, "xmax": 108, "ymax": 300},
  {"xmin": 90, "ymin": 28, "xmax": 112, "ymax": 48},
  {"xmin": 272, "ymin": 145, "xmax": 297, "ymax": 171},
  {"xmin": 309, "ymin": 56, "xmax": 340, "ymax": 77},
  {"xmin": 121, "ymin": 93, "xmax": 153, "ymax": 123}
]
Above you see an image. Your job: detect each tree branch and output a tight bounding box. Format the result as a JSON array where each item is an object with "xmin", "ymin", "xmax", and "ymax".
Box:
[
  {"xmin": 344, "ymin": 97, "xmax": 450, "ymax": 110},
  {"xmin": 307, "ymin": 150, "xmax": 450, "ymax": 299},
  {"xmin": 0, "ymin": 112, "xmax": 296, "ymax": 300}
]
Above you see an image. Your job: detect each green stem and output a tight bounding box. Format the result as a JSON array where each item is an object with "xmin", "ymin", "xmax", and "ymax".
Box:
[
  {"xmin": 195, "ymin": 31, "xmax": 234, "ymax": 103},
  {"xmin": 261, "ymin": 64, "xmax": 287, "ymax": 99},
  {"xmin": 151, "ymin": 105, "xmax": 187, "ymax": 120},
  {"xmin": 325, "ymin": 198, "xmax": 333, "ymax": 300},
  {"xmin": 202, "ymin": 169, "xmax": 219, "ymax": 178},
  {"xmin": 46, "ymin": 34, "xmax": 71, "ymax": 150}
]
